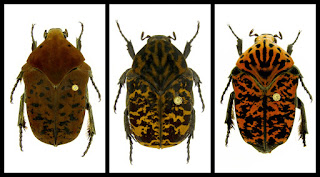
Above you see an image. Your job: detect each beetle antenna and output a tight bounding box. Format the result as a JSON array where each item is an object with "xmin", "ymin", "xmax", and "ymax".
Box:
[
  {"xmin": 168, "ymin": 32, "xmax": 176, "ymax": 40},
  {"xmin": 141, "ymin": 32, "xmax": 151, "ymax": 41},
  {"xmin": 274, "ymin": 31, "xmax": 282, "ymax": 40},
  {"xmin": 249, "ymin": 29, "xmax": 258, "ymax": 37}
]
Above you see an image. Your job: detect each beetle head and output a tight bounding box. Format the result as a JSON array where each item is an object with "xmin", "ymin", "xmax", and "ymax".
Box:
[
  {"xmin": 44, "ymin": 28, "xmax": 68, "ymax": 39},
  {"xmin": 141, "ymin": 32, "xmax": 176, "ymax": 43},
  {"xmin": 249, "ymin": 29, "xmax": 282, "ymax": 44}
]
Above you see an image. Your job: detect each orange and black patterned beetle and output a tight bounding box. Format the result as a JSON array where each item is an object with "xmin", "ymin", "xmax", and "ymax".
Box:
[
  {"xmin": 221, "ymin": 25, "xmax": 312, "ymax": 153},
  {"xmin": 114, "ymin": 21, "xmax": 204, "ymax": 163},
  {"xmin": 10, "ymin": 22, "xmax": 101, "ymax": 156}
]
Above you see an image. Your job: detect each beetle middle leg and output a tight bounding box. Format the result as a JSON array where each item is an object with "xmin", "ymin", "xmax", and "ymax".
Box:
[
  {"xmin": 88, "ymin": 70, "xmax": 101, "ymax": 101},
  {"xmin": 190, "ymin": 68, "xmax": 205, "ymax": 112},
  {"xmin": 114, "ymin": 68, "xmax": 130, "ymax": 113},
  {"xmin": 183, "ymin": 21, "xmax": 200, "ymax": 59},
  {"xmin": 82, "ymin": 88, "xmax": 96, "ymax": 157},
  {"xmin": 10, "ymin": 71, "xmax": 24, "ymax": 103}
]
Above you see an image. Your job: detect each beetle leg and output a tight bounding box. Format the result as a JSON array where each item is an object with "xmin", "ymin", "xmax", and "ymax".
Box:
[
  {"xmin": 228, "ymin": 25, "xmax": 243, "ymax": 56},
  {"xmin": 297, "ymin": 97, "xmax": 308, "ymax": 147},
  {"xmin": 225, "ymin": 91, "xmax": 235, "ymax": 146},
  {"xmin": 88, "ymin": 70, "xmax": 101, "ymax": 101},
  {"xmin": 82, "ymin": 88, "xmax": 96, "ymax": 157},
  {"xmin": 186, "ymin": 109, "xmax": 196, "ymax": 163},
  {"xmin": 10, "ymin": 71, "xmax": 24, "ymax": 103},
  {"xmin": 124, "ymin": 108, "xmax": 134, "ymax": 164},
  {"xmin": 183, "ymin": 21, "xmax": 200, "ymax": 59},
  {"xmin": 116, "ymin": 21, "xmax": 136, "ymax": 59},
  {"xmin": 221, "ymin": 75, "xmax": 232, "ymax": 104},
  {"xmin": 18, "ymin": 92, "xmax": 26, "ymax": 151},
  {"xmin": 190, "ymin": 68, "xmax": 205, "ymax": 112},
  {"xmin": 76, "ymin": 22, "xmax": 84, "ymax": 51},
  {"xmin": 287, "ymin": 30, "xmax": 301, "ymax": 55},
  {"xmin": 299, "ymin": 75, "xmax": 313, "ymax": 102},
  {"xmin": 31, "ymin": 24, "xmax": 37, "ymax": 51},
  {"xmin": 114, "ymin": 68, "xmax": 130, "ymax": 113}
]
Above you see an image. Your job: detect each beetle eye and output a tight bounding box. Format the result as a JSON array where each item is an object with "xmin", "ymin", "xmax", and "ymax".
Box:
[
  {"xmin": 43, "ymin": 30, "xmax": 48, "ymax": 39},
  {"xmin": 63, "ymin": 29, "xmax": 68, "ymax": 38}
]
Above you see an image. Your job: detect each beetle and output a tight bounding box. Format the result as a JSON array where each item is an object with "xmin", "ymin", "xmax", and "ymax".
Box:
[
  {"xmin": 221, "ymin": 25, "xmax": 312, "ymax": 153},
  {"xmin": 114, "ymin": 21, "xmax": 205, "ymax": 163},
  {"xmin": 10, "ymin": 22, "xmax": 101, "ymax": 156}
]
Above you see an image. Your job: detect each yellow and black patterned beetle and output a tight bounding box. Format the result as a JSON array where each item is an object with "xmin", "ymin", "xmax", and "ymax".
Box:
[{"xmin": 114, "ymin": 21, "xmax": 204, "ymax": 163}]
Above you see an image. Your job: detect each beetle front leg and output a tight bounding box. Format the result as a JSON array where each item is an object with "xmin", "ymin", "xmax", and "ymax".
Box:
[
  {"xmin": 190, "ymin": 68, "xmax": 205, "ymax": 112},
  {"xmin": 116, "ymin": 21, "xmax": 135, "ymax": 59},
  {"xmin": 228, "ymin": 25, "xmax": 243, "ymax": 56},
  {"xmin": 287, "ymin": 31, "xmax": 301, "ymax": 55},
  {"xmin": 114, "ymin": 68, "xmax": 130, "ymax": 113},
  {"xmin": 297, "ymin": 97, "xmax": 308, "ymax": 147},
  {"xmin": 82, "ymin": 88, "xmax": 96, "ymax": 157},
  {"xmin": 76, "ymin": 22, "xmax": 84, "ymax": 51},
  {"xmin": 31, "ymin": 24, "xmax": 37, "ymax": 51},
  {"xmin": 225, "ymin": 91, "xmax": 235, "ymax": 146},
  {"xmin": 18, "ymin": 92, "xmax": 26, "ymax": 151},
  {"xmin": 183, "ymin": 21, "xmax": 200, "ymax": 59}
]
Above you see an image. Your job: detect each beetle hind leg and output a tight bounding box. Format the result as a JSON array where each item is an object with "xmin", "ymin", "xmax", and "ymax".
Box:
[
  {"xmin": 18, "ymin": 92, "xmax": 26, "ymax": 151},
  {"xmin": 124, "ymin": 108, "xmax": 134, "ymax": 164},
  {"xmin": 82, "ymin": 89, "xmax": 96, "ymax": 157},
  {"xmin": 225, "ymin": 91, "xmax": 235, "ymax": 146},
  {"xmin": 186, "ymin": 109, "xmax": 196, "ymax": 163},
  {"xmin": 297, "ymin": 97, "xmax": 308, "ymax": 147}
]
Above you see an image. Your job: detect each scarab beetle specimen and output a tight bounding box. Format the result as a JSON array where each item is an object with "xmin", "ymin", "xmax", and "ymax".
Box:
[
  {"xmin": 10, "ymin": 22, "xmax": 101, "ymax": 156},
  {"xmin": 221, "ymin": 25, "xmax": 312, "ymax": 153},
  {"xmin": 114, "ymin": 21, "xmax": 205, "ymax": 163}
]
